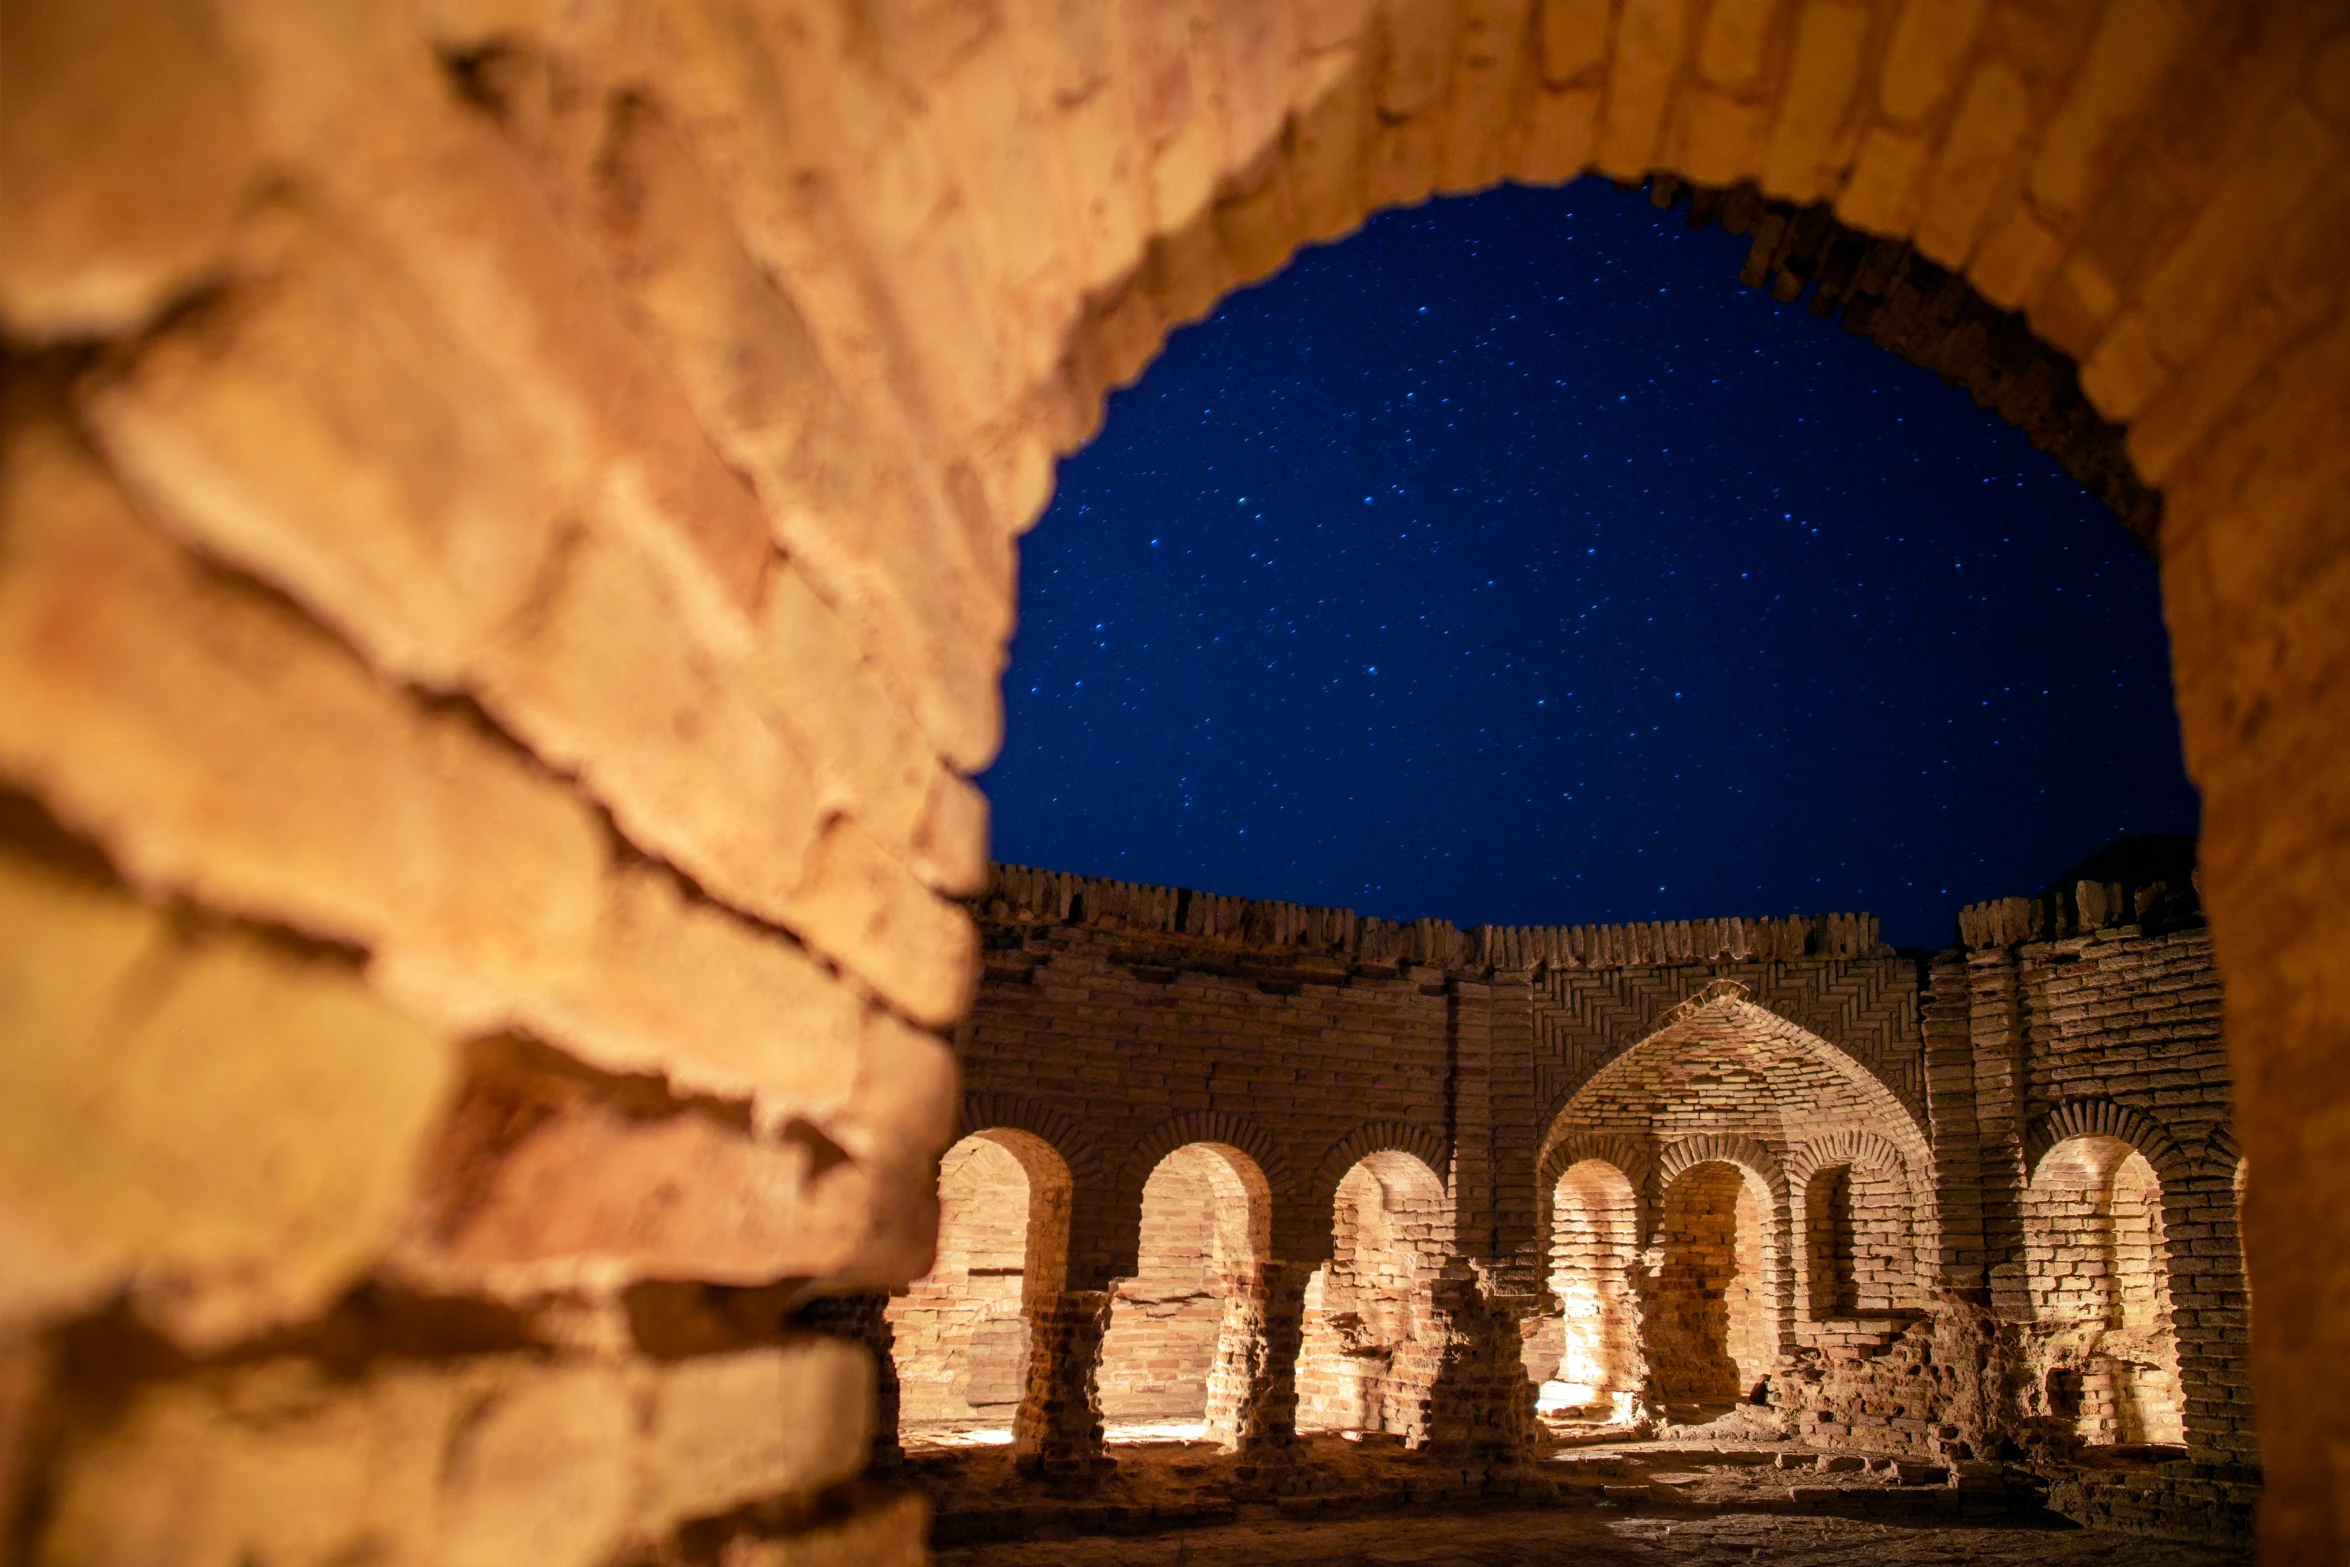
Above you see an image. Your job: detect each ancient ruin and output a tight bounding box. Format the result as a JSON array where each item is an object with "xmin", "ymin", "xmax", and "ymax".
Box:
[
  {"xmin": 3, "ymin": 0, "xmax": 2347, "ymax": 1562},
  {"xmin": 875, "ymin": 854, "xmax": 2253, "ymax": 1546}
]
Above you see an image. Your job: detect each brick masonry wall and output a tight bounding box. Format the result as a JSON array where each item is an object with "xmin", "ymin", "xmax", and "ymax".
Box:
[{"xmin": 946, "ymin": 860, "xmax": 2255, "ymax": 1533}]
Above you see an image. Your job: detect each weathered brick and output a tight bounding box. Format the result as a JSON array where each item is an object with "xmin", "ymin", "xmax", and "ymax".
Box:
[
  {"xmin": 0, "ymin": 0, "xmax": 254, "ymax": 340},
  {"xmin": 0, "ymin": 837, "xmax": 449, "ymax": 1348}
]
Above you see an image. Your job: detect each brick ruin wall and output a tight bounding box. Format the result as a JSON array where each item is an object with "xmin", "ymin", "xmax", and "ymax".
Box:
[
  {"xmin": 8, "ymin": 0, "xmax": 2350, "ymax": 1561},
  {"xmin": 884, "ymin": 860, "xmax": 2254, "ymax": 1537}
]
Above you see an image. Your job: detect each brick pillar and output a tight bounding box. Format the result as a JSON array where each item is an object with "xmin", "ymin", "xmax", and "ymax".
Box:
[
  {"xmin": 1967, "ymin": 948, "xmax": 2031, "ymax": 1316},
  {"xmin": 1448, "ymin": 981, "xmax": 1495, "ymax": 1259},
  {"xmin": 1487, "ymin": 974, "xmax": 1542, "ymax": 1275},
  {"xmin": 1012, "ymin": 1290, "xmax": 1113, "ymax": 1480},
  {"xmin": 2163, "ymin": 1172, "xmax": 2259, "ymax": 1465},
  {"xmin": 1922, "ymin": 950, "xmax": 1987, "ymax": 1298},
  {"xmin": 1418, "ymin": 1260, "xmax": 1536, "ymax": 1457},
  {"xmin": 797, "ymin": 1291, "xmax": 903, "ymax": 1475},
  {"xmin": 1203, "ymin": 1261, "xmax": 1310, "ymax": 1453}
]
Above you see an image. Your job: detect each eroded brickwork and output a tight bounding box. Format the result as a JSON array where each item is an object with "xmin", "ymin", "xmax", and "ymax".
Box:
[{"xmin": 913, "ymin": 859, "xmax": 2251, "ymax": 1539}]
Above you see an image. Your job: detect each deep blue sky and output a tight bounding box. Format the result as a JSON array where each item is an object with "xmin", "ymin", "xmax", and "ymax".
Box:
[{"xmin": 981, "ymin": 180, "xmax": 2199, "ymax": 950}]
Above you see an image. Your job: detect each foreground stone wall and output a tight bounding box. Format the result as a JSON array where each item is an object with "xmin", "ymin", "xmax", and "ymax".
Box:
[{"xmin": 6, "ymin": 0, "xmax": 2348, "ymax": 1558}]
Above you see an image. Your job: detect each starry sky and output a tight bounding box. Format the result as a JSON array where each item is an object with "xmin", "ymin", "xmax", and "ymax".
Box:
[{"xmin": 980, "ymin": 180, "xmax": 2200, "ymax": 951}]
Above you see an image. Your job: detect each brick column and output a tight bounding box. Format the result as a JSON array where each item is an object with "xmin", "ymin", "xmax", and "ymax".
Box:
[
  {"xmin": 1967, "ymin": 948, "xmax": 2031, "ymax": 1317},
  {"xmin": 1012, "ymin": 1290, "xmax": 1114, "ymax": 1480},
  {"xmin": 2163, "ymin": 1171, "xmax": 2259, "ymax": 1465},
  {"xmin": 1447, "ymin": 981, "xmax": 1495, "ymax": 1259},
  {"xmin": 1487, "ymin": 974, "xmax": 1542, "ymax": 1275},
  {"xmin": 1203, "ymin": 1261, "xmax": 1310, "ymax": 1453},
  {"xmin": 1418, "ymin": 1260, "xmax": 1537, "ymax": 1457},
  {"xmin": 1921, "ymin": 950, "xmax": 1987, "ymax": 1298}
]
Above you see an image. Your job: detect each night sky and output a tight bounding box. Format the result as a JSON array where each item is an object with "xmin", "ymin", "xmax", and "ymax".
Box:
[{"xmin": 981, "ymin": 181, "xmax": 2199, "ymax": 951}]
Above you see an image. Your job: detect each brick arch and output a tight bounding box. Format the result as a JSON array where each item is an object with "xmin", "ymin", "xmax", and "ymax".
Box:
[
  {"xmin": 1536, "ymin": 1132, "xmax": 1657, "ymax": 1298},
  {"xmin": 960, "ymin": 1092, "xmax": 1105, "ymax": 1190},
  {"xmin": 1650, "ymin": 1133, "xmax": 1799, "ymax": 1391},
  {"xmin": 1537, "ymin": 1131, "xmax": 1654, "ymax": 1198},
  {"xmin": 2025, "ymin": 1099, "xmax": 2192, "ymax": 1187},
  {"xmin": 1785, "ymin": 1129, "xmax": 1912, "ymax": 1188},
  {"xmin": 1531, "ymin": 977, "xmax": 1926, "ymax": 1144},
  {"xmin": 1083, "ymin": 1112, "xmax": 1286, "ymax": 1285},
  {"xmin": 1044, "ymin": 5, "xmax": 2222, "ymax": 569},
  {"xmin": 1656, "ymin": 1133, "xmax": 1789, "ymax": 1204},
  {"xmin": 1293, "ymin": 1119, "xmax": 1454, "ymax": 1265},
  {"xmin": 1785, "ymin": 1128, "xmax": 1933, "ymax": 1319},
  {"xmin": 962, "ymin": 1092, "xmax": 1122, "ymax": 1290},
  {"xmin": 1540, "ymin": 992, "xmax": 1934, "ymax": 1178},
  {"xmin": 1118, "ymin": 1108, "xmax": 1296, "ymax": 1199},
  {"xmin": 1037, "ymin": 47, "xmax": 2347, "ymax": 1488},
  {"xmin": 2202, "ymin": 1124, "xmax": 2245, "ymax": 1185},
  {"xmin": 1309, "ymin": 1120, "xmax": 1454, "ymax": 1208}
]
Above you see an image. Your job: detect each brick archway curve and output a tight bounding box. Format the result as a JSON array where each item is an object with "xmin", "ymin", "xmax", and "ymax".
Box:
[
  {"xmin": 1786, "ymin": 1126, "xmax": 1933, "ymax": 1310},
  {"xmin": 1784, "ymin": 1128, "xmax": 1913, "ymax": 1189},
  {"xmin": 1540, "ymin": 995, "xmax": 1935, "ymax": 1182},
  {"xmin": 1656, "ymin": 1132, "xmax": 1789, "ymax": 1204},
  {"xmin": 2203, "ymin": 1124, "xmax": 2246, "ymax": 1186},
  {"xmin": 2024, "ymin": 1097, "xmax": 2192, "ymax": 1187},
  {"xmin": 1299, "ymin": 1119, "xmax": 1456, "ymax": 1266},
  {"xmin": 1015, "ymin": 42, "xmax": 2346, "ymax": 1537},
  {"xmin": 960, "ymin": 1091, "xmax": 1106, "ymax": 1191},
  {"xmin": 2020, "ymin": 1093, "xmax": 2251, "ymax": 1459},
  {"xmin": 1093, "ymin": 1108, "xmax": 1288, "ymax": 1282},
  {"xmin": 1537, "ymin": 1131, "xmax": 1655, "ymax": 1199},
  {"xmin": 961, "ymin": 1091, "xmax": 1118, "ymax": 1293},
  {"xmin": 1652, "ymin": 1130, "xmax": 1800, "ymax": 1363}
]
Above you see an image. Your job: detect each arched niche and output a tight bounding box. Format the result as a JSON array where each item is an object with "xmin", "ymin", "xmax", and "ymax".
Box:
[
  {"xmin": 1295, "ymin": 1147, "xmax": 1453, "ymax": 1441},
  {"xmin": 1535, "ymin": 990, "xmax": 1929, "ymax": 1402},
  {"xmin": 1790, "ymin": 1131, "xmax": 1930, "ymax": 1324},
  {"xmin": 1538, "ymin": 1156, "xmax": 1645, "ymax": 1425},
  {"xmin": 887, "ymin": 1127, "xmax": 1074, "ymax": 1446},
  {"xmin": 1097, "ymin": 1141, "xmax": 1273, "ymax": 1438},
  {"xmin": 2024, "ymin": 1132, "xmax": 2187, "ymax": 1448},
  {"xmin": 1649, "ymin": 1156, "xmax": 1780, "ymax": 1415}
]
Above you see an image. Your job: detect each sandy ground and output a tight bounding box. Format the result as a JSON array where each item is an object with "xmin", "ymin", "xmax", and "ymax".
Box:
[{"xmin": 934, "ymin": 1504, "xmax": 2252, "ymax": 1566}]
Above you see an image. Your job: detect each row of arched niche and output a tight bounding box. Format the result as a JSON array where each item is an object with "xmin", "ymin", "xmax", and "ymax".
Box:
[{"xmin": 888, "ymin": 1012, "xmax": 2211, "ymax": 1452}]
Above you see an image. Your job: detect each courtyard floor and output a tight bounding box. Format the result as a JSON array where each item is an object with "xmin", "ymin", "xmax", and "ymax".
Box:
[
  {"xmin": 915, "ymin": 1437, "xmax": 2253, "ymax": 1567},
  {"xmin": 932, "ymin": 1505, "xmax": 2252, "ymax": 1566}
]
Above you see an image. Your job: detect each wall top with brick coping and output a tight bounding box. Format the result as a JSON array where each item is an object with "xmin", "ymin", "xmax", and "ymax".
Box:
[
  {"xmin": 1957, "ymin": 874, "xmax": 2204, "ymax": 952},
  {"xmin": 976, "ymin": 863, "xmax": 1888, "ymax": 970}
]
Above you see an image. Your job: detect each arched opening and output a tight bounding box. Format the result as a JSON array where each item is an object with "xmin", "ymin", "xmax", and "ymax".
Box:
[
  {"xmin": 1296, "ymin": 1150, "xmax": 1452, "ymax": 1442},
  {"xmin": 1538, "ymin": 992, "xmax": 1926, "ymax": 1423},
  {"xmin": 1097, "ymin": 1141, "xmax": 1270, "ymax": 1442},
  {"xmin": 1800, "ymin": 1159, "xmax": 1917, "ymax": 1321},
  {"xmin": 1648, "ymin": 1160, "xmax": 1774, "ymax": 1417},
  {"xmin": 887, "ymin": 1128, "xmax": 1074, "ymax": 1449},
  {"xmin": 1538, "ymin": 1158, "xmax": 1642, "ymax": 1425},
  {"xmin": 2025, "ymin": 1135, "xmax": 2186, "ymax": 1448},
  {"xmin": 1002, "ymin": 177, "xmax": 2193, "ymax": 949}
]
